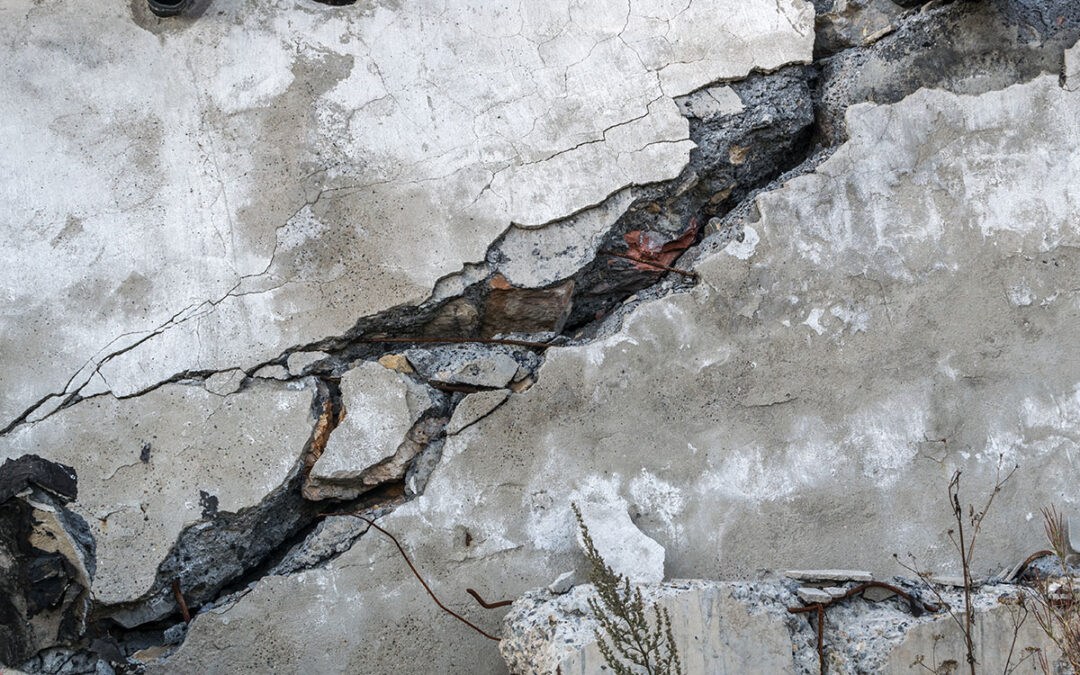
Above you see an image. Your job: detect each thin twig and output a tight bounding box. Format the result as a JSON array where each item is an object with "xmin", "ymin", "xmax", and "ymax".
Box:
[
  {"xmin": 358, "ymin": 336, "xmax": 553, "ymax": 349},
  {"xmin": 466, "ymin": 588, "xmax": 513, "ymax": 609},
  {"xmin": 599, "ymin": 249, "xmax": 698, "ymax": 279},
  {"xmin": 171, "ymin": 579, "xmax": 191, "ymax": 624},
  {"xmin": 321, "ymin": 511, "xmax": 501, "ymax": 642}
]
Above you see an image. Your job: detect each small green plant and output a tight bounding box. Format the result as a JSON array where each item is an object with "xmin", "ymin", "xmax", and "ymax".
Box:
[{"xmin": 572, "ymin": 503, "xmax": 682, "ymax": 675}]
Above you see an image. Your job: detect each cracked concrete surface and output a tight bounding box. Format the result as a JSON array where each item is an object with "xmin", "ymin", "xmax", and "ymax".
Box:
[
  {"xmin": 0, "ymin": 381, "xmax": 316, "ymax": 605},
  {"xmin": 142, "ymin": 71, "xmax": 1080, "ymax": 673},
  {"xmin": 4, "ymin": 0, "xmax": 1080, "ymax": 673},
  {"xmin": 0, "ymin": 0, "xmax": 812, "ymax": 429}
]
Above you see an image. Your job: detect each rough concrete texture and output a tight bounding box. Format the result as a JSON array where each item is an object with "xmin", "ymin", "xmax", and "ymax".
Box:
[
  {"xmin": 446, "ymin": 390, "xmax": 510, "ymax": 436},
  {"xmin": 501, "ymin": 580, "xmax": 1067, "ymax": 674},
  {"xmin": 0, "ymin": 382, "xmax": 316, "ymax": 605},
  {"xmin": 394, "ymin": 74, "xmax": 1080, "ymax": 584},
  {"xmin": 5, "ymin": 0, "xmax": 1080, "ymax": 672},
  {"xmin": 0, "ymin": 0, "xmax": 813, "ymax": 429},
  {"xmin": 502, "ymin": 581, "xmax": 796, "ymax": 674}
]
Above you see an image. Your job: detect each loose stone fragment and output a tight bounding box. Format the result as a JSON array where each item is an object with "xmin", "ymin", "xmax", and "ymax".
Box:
[{"xmin": 785, "ymin": 570, "xmax": 874, "ymax": 582}]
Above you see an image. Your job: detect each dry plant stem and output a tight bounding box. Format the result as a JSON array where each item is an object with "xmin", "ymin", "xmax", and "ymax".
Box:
[
  {"xmin": 598, "ymin": 250, "xmax": 699, "ymax": 278},
  {"xmin": 319, "ymin": 511, "xmax": 501, "ymax": 642},
  {"xmin": 896, "ymin": 459, "xmax": 1017, "ymax": 675}
]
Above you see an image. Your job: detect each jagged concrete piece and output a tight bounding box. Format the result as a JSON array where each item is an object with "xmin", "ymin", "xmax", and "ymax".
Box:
[
  {"xmin": 0, "ymin": 0, "xmax": 813, "ymax": 428},
  {"xmin": 1067, "ymin": 42, "xmax": 1080, "ymax": 91},
  {"xmin": 308, "ymin": 362, "xmax": 429, "ymax": 486},
  {"xmin": 577, "ymin": 500, "xmax": 665, "ymax": 583},
  {"xmin": 500, "ymin": 582, "xmax": 796, "ymax": 675},
  {"xmin": 0, "ymin": 382, "xmax": 316, "ymax": 605},
  {"xmin": 446, "ymin": 389, "xmax": 510, "ymax": 436}
]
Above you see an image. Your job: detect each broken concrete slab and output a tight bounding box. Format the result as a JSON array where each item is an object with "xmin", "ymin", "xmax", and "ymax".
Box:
[
  {"xmin": 285, "ymin": 351, "xmax": 328, "ymax": 376},
  {"xmin": 445, "ymin": 390, "xmax": 510, "ymax": 436},
  {"xmin": 0, "ymin": 381, "xmax": 316, "ymax": 606},
  {"xmin": 307, "ymin": 362, "xmax": 433, "ymax": 496},
  {"xmin": 500, "ymin": 581, "xmax": 797, "ymax": 675},
  {"xmin": 881, "ymin": 592, "xmax": 1062, "ymax": 674},
  {"xmin": 0, "ymin": 0, "xmax": 813, "ymax": 430},
  {"xmin": 796, "ymin": 587, "xmax": 834, "ymax": 604},
  {"xmin": 405, "ymin": 346, "xmax": 522, "ymax": 389},
  {"xmin": 348, "ymin": 74, "xmax": 1080, "ymax": 592},
  {"xmin": 203, "ymin": 370, "xmax": 245, "ymax": 397},
  {"xmin": 786, "ymin": 570, "xmax": 874, "ymax": 582}
]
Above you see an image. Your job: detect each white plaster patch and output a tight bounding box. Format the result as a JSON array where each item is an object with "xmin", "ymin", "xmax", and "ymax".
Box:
[
  {"xmin": 803, "ymin": 307, "xmax": 828, "ymax": 335},
  {"xmin": 724, "ymin": 226, "xmax": 760, "ymax": 260},
  {"xmin": 629, "ymin": 469, "xmax": 687, "ymax": 537}
]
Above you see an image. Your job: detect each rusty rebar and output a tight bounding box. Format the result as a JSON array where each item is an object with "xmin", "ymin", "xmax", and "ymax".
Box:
[
  {"xmin": 787, "ymin": 581, "xmax": 939, "ymax": 674},
  {"xmin": 320, "ymin": 511, "xmax": 501, "ymax": 642},
  {"xmin": 466, "ymin": 588, "xmax": 513, "ymax": 609},
  {"xmin": 172, "ymin": 579, "xmax": 191, "ymax": 624}
]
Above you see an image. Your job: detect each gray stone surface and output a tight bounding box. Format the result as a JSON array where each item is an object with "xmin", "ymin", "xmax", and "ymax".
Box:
[
  {"xmin": 0, "ymin": 0, "xmax": 812, "ymax": 430},
  {"xmin": 500, "ymin": 581, "xmax": 797, "ymax": 675},
  {"xmin": 308, "ymin": 361, "xmax": 431, "ymax": 489},
  {"xmin": 0, "ymin": 381, "xmax": 316, "ymax": 605}
]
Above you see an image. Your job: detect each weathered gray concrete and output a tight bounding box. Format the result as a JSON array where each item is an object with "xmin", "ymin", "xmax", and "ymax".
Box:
[
  {"xmin": 501, "ymin": 581, "xmax": 797, "ymax": 675},
  {"xmin": 500, "ymin": 579, "xmax": 1067, "ymax": 674},
  {"xmin": 0, "ymin": 0, "xmax": 812, "ymax": 430},
  {"xmin": 145, "ymin": 69, "xmax": 1080, "ymax": 675},
  {"xmin": 402, "ymin": 74, "xmax": 1080, "ymax": 582},
  {"xmin": 0, "ymin": 381, "xmax": 317, "ymax": 605}
]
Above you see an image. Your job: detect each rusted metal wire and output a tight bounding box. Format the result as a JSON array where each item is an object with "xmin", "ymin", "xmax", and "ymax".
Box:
[
  {"xmin": 466, "ymin": 588, "xmax": 513, "ymax": 609},
  {"xmin": 358, "ymin": 336, "xmax": 553, "ymax": 349},
  {"xmin": 598, "ymin": 249, "xmax": 698, "ymax": 279},
  {"xmin": 787, "ymin": 581, "xmax": 939, "ymax": 675},
  {"xmin": 1013, "ymin": 550, "xmax": 1055, "ymax": 580},
  {"xmin": 320, "ymin": 511, "xmax": 501, "ymax": 642},
  {"xmin": 172, "ymin": 579, "xmax": 191, "ymax": 624}
]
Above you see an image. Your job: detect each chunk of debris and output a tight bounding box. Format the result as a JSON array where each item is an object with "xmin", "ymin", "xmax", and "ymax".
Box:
[
  {"xmin": 784, "ymin": 569, "xmax": 873, "ymax": 582},
  {"xmin": 252, "ymin": 364, "xmax": 289, "ymax": 380},
  {"xmin": 204, "ymin": 369, "xmax": 245, "ymax": 396},
  {"xmin": 286, "ymin": 351, "xmax": 328, "ymax": 375},
  {"xmin": 305, "ymin": 361, "xmax": 435, "ymax": 499},
  {"xmin": 796, "ymin": 587, "xmax": 834, "ymax": 604},
  {"xmin": 547, "ymin": 571, "xmax": 577, "ymax": 595}
]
